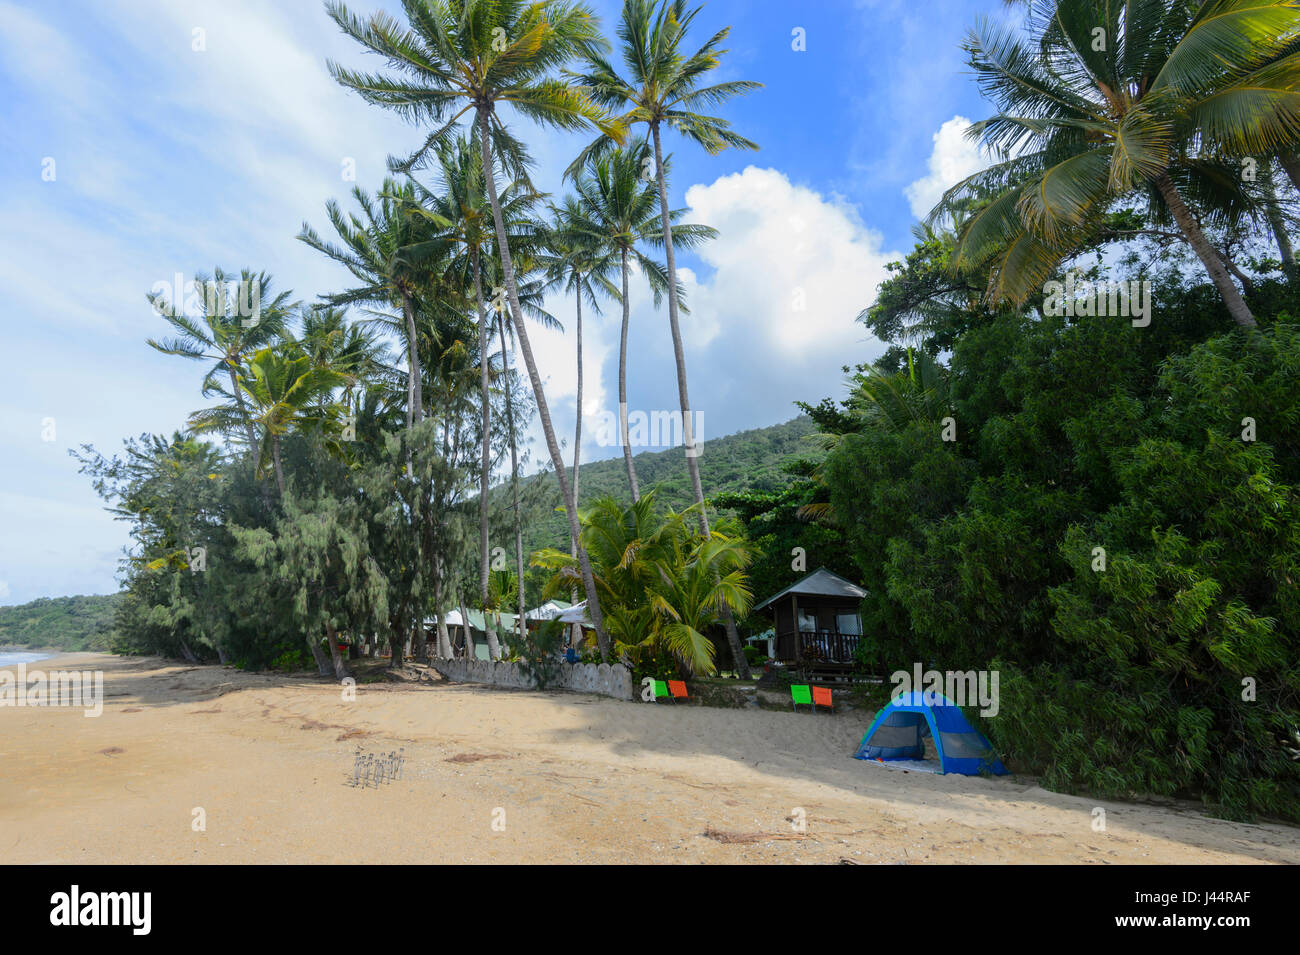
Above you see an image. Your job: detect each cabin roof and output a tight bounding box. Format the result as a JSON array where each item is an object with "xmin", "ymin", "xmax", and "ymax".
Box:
[{"xmin": 755, "ymin": 567, "xmax": 868, "ymax": 612}]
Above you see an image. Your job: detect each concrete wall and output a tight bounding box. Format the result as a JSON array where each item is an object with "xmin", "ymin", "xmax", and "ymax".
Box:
[{"xmin": 431, "ymin": 657, "xmax": 634, "ymax": 701}]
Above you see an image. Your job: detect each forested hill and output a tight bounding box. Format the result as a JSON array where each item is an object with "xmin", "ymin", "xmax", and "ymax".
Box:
[
  {"xmin": 0, "ymin": 593, "xmax": 122, "ymax": 651},
  {"xmin": 501, "ymin": 415, "xmax": 826, "ymax": 559}
]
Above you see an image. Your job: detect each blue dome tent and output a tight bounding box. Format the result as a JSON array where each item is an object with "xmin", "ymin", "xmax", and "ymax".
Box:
[{"xmin": 854, "ymin": 690, "xmax": 1007, "ymax": 775}]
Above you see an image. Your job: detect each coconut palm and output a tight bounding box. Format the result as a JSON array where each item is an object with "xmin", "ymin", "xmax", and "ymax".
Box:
[
  {"xmin": 931, "ymin": 0, "xmax": 1300, "ymax": 329},
  {"xmin": 568, "ymin": 0, "xmax": 759, "ymax": 505},
  {"xmin": 537, "ymin": 200, "xmax": 620, "ymax": 534},
  {"xmin": 325, "ymin": 0, "xmax": 623, "ymax": 659},
  {"xmin": 567, "ymin": 137, "xmax": 716, "ymax": 499},
  {"xmin": 298, "ymin": 305, "xmax": 398, "ymax": 421},
  {"xmin": 651, "ymin": 506, "xmax": 753, "ymax": 676},
  {"xmin": 146, "ymin": 268, "xmax": 293, "ymax": 452},
  {"xmin": 298, "ymin": 179, "xmax": 447, "ymax": 434},
  {"xmin": 408, "ymin": 135, "xmax": 544, "ymax": 618},
  {"xmin": 487, "ymin": 255, "xmax": 561, "ymax": 644},
  {"xmin": 190, "ymin": 345, "xmax": 346, "ymax": 497},
  {"xmin": 532, "ymin": 491, "xmax": 753, "ymax": 676},
  {"xmin": 569, "ymin": 0, "xmax": 760, "ymax": 676},
  {"xmin": 535, "ymin": 202, "xmax": 619, "ymax": 640}
]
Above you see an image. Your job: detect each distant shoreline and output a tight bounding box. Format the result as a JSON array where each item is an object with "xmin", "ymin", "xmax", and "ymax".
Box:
[{"xmin": 0, "ymin": 649, "xmax": 58, "ymax": 666}]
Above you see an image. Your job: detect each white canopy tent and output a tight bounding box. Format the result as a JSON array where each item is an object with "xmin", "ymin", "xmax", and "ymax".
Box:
[
  {"xmin": 556, "ymin": 600, "xmax": 592, "ymax": 625},
  {"xmin": 523, "ymin": 600, "xmax": 571, "ymax": 621}
]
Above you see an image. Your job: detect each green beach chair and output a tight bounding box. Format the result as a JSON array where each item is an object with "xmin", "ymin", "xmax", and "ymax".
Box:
[
  {"xmin": 791, "ymin": 683, "xmax": 812, "ymax": 712},
  {"xmin": 654, "ymin": 679, "xmax": 673, "ymax": 704}
]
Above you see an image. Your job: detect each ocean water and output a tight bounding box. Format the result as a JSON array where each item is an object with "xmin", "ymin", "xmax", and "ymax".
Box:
[{"xmin": 0, "ymin": 650, "xmax": 55, "ymax": 667}]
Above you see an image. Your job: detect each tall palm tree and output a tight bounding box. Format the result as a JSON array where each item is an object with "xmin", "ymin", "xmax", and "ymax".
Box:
[
  {"xmin": 488, "ymin": 255, "xmax": 561, "ymax": 645},
  {"xmin": 569, "ymin": 0, "xmax": 760, "ymax": 676},
  {"xmin": 568, "ymin": 137, "xmax": 716, "ymax": 499},
  {"xmin": 325, "ymin": 0, "xmax": 623, "ymax": 660},
  {"xmin": 569, "ymin": 0, "xmax": 759, "ymax": 509},
  {"xmin": 537, "ymin": 200, "xmax": 619, "ymax": 535},
  {"xmin": 409, "ymin": 136, "xmax": 543, "ymax": 621},
  {"xmin": 932, "ymin": 0, "xmax": 1300, "ymax": 328},
  {"xmin": 146, "ymin": 268, "xmax": 293, "ymax": 451},
  {"xmin": 533, "ymin": 491, "xmax": 753, "ymax": 676},
  {"xmin": 298, "ymin": 179, "xmax": 447, "ymax": 434},
  {"xmin": 190, "ymin": 345, "xmax": 346, "ymax": 496},
  {"xmin": 536, "ymin": 202, "xmax": 618, "ymax": 642},
  {"xmin": 298, "ymin": 305, "xmax": 397, "ymax": 416}
]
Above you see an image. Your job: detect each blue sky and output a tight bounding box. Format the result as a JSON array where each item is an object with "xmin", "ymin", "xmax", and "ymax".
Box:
[{"xmin": 0, "ymin": 0, "xmax": 1013, "ymax": 605}]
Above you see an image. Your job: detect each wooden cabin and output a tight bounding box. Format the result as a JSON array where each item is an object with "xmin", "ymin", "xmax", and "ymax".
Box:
[{"xmin": 755, "ymin": 567, "xmax": 868, "ymax": 678}]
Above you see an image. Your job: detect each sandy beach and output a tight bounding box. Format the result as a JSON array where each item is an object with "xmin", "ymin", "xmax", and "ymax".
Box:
[{"xmin": 2, "ymin": 652, "xmax": 1296, "ymax": 864}]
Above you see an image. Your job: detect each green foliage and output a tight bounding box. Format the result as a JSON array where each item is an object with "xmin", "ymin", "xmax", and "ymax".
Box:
[
  {"xmin": 818, "ymin": 261, "xmax": 1300, "ymax": 820},
  {"xmin": 0, "ymin": 594, "xmax": 122, "ymax": 652},
  {"xmin": 532, "ymin": 491, "xmax": 753, "ymax": 676},
  {"xmin": 627, "ymin": 643, "xmax": 681, "ymax": 687},
  {"xmin": 500, "ymin": 416, "xmax": 826, "ymax": 560},
  {"xmin": 713, "ymin": 466, "xmax": 857, "ymax": 627},
  {"xmin": 933, "ymin": 0, "xmax": 1300, "ymax": 315},
  {"xmin": 513, "ymin": 617, "xmax": 567, "ymax": 691}
]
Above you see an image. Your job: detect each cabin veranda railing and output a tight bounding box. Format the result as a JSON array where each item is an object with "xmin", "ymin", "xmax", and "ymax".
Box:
[{"xmin": 775, "ymin": 628, "xmax": 861, "ymax": 665}]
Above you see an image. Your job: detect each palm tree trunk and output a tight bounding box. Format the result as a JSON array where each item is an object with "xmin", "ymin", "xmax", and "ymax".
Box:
[
  {"xmin": 477, "ymin": 107, "xmax": 612, "ymax": 661},
  {"xmin": 1152, "ymin": 173, "xmax": 1255, "ymax": 328},
  {"xmin": 401, "ymin": 290, "xmax": 424, "ymax": 423},
  {"xmin": 473, "ymin": 248, "xmax": 493, "ymax": 637},
  {"xmin": 458, "ymin": 598, "xmax": 472, "ymax": 659},
  {"xmin": 619, "ymin": 249, "xmax": 640, "ymax": 501},
  {"xmin": 227, "ymin": 365, "xmax": 259, "ymax": 453},
  {"xmin": 1279, "ymin": 150, "xmax": 1300, "ymax": 196},
  {"xmin": 651, "ymin": 122, "xmax": 751, "ymax": 678},
  {"xmin": 484, "ymin": 614, "xmax": 502, "ymax": 662},
  {"xmin": 497, "ymin": 311, "xmax": 528, "ymax": 647},
  {"xmin": 271, "ymin": 434, "xmax": 287, "ymax": 497},
  {"xmin": 238, "ymin": 366, "xmax": 274, "ymax": 510},
  {"xmin": 570, "ymin": 291, "xmax": 583, "ymax": 615},
  {"xmin": 1263, "ymin": 169, "xmax": 1296, "ymax": 279},
  {"xmin": 573, "ymin": 290, "xmax": 583, "ymax": 522},
  {"xmin": 650, "ymin": 123, "xmax": 709, "ymax": 521},
  {"xmin": 437, "ymin": 617, "xmax": 452, "ymax": 658}
]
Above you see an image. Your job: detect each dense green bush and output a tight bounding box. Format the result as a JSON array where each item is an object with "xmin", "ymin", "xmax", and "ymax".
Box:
[{"xmin": 818, "ymin": 260, "xmax": 1300, "ymax": 820}]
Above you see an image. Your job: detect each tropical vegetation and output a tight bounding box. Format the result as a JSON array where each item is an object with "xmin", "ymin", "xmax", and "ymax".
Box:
[{"xmin": 67, "ymin": 0, "xmax": 1300, "ymax": 821}]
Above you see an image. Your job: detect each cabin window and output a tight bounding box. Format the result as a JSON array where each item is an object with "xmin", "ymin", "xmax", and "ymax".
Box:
[
  {"xmin": 798, "ymin": 610, "xmax": 816, "ymax": 632},
  {"xmin": 837, "ymin": 612, "xmax": 863, "ymax": 635}
]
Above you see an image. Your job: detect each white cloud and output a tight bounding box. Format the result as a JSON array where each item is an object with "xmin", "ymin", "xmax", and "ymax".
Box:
[
  {"xmin": 481, "ymin": 154, "xmax": 917, "ymax": 477},
  {"xmin": 681, "ymin": 167, "xmax": 896, "ymax": 357},
  {"xmin": 511, "ymin": 166, "xmax": 900, "ymax": 474},
  {"xmin": 903, "ymin": 115, "xmax": 990, "ymax": 221},
  {"xmin": 523, "ymin": 288, "xmax": 615, "ymax": 470}
]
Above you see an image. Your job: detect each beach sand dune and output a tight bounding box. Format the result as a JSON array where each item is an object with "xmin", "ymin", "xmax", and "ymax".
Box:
[{"xmin": 2, "ymin": 653, "xmax": 1296, "ymax": 864}]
